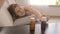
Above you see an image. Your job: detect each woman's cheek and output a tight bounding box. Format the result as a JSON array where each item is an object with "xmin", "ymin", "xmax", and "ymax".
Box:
[
  {"xmin": 19, "ymin": 12, "xmax": 25, "ymax": 16},
  {"xmin": 21, "ymin": 12, "xmax": 25, "ymax": 16},
  {"xmin": 21, "ymin": 11, "xmax": 25, "ymax": 15}
]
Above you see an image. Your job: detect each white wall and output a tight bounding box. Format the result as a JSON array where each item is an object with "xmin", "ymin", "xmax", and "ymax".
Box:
[
  {"xmin": 16, "ymin": 0, "xmax": 60, "ymax": 16},
  {"xmin": 31, "ymin": 5, "xmax": 60, "ymax": 16}
]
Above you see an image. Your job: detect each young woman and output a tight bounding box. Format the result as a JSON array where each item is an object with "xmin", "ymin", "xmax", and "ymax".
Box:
[{"xmin": 8, "ymin": 4, "xmax": 42, "ymax": 21}]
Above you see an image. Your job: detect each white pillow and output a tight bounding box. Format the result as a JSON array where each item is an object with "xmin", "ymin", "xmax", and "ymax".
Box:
[
  {"xmin": 0, "ymin": 1, "xmax": 13, "ymax": 27},
  {"xmin": 7, "ymin": 0, "xmax": 16, "ymax": 5}
]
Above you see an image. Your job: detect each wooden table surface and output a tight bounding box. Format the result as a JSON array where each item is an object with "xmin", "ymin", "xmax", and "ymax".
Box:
[
  {"xmin": 0, "ymin": 23, "xmax": 41, "ymax": 34},
  {"xmin": 0, "ymin": 23, "xmax": 60, "ymax": 34}
]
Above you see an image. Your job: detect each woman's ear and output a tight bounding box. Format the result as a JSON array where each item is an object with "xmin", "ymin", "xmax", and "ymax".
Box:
[{"xmin": 0, "ymin": 0, "xmax": 5, "ymax": 9}]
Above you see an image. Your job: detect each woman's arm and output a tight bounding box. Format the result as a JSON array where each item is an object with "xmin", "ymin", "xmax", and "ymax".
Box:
[{"xmin": 24, "ymin": 6, "xmax": 42, "ymax": 20}]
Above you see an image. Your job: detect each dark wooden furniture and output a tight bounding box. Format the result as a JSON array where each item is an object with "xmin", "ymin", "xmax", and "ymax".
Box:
[{"xmin": 0, "ymin": 23, "xmax": 41, "ymax": 34}]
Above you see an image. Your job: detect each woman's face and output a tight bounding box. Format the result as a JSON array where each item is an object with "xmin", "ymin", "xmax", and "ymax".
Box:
[{"xmin": 14, "ymin": 5, "xmax": 25, "ymax": 16}]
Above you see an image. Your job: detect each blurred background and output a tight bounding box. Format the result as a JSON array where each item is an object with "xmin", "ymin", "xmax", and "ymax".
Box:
[
  {"xmin": 0, "ymin": 0, "xmax": 60, "ymax": 34},
  {"xmin": 15, "ymin": 0, "xmax": 60, "ymax": 16}
]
